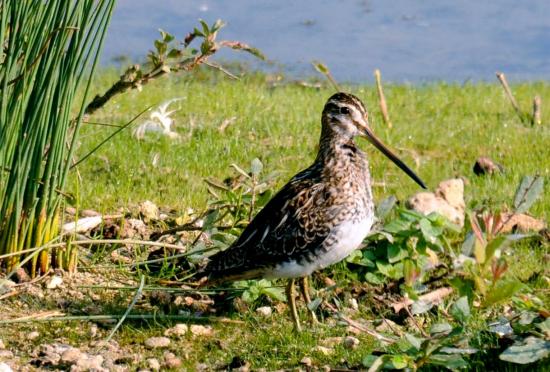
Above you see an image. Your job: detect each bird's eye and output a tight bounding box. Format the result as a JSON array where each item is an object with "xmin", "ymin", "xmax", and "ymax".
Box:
[{"xmin": 339, "ymin": 106, "xmax": 351, "ymax": 115}]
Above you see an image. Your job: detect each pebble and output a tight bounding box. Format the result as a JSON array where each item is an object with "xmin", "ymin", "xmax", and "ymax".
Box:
[
  {"xmin": 60, "ymin": 348, "xmax": 82, "ymax": 363},
  {"xmin": 74, "ymin": 354, "xmax": 104, "ymax": 372},
  {"xmin": 164, "ymin": 324, "xmax": 188, "ymax": 337},
  {"xmin": 144, "ymin": 337, "xmax": 170, "ymax": 349},
  {"xmin": 190, "ymin": 325, "xmax": 213, "ymax": 337},
  {"xmin": 27, "ymin": 331, "xmax": 40, "ymax": 341},
  {"xmin": 0, "ymin": 362, "xmax": 13, "ymax": 372},
  {"xmin": 0, "ymin": 339, "xmax": 4, "ymax": 349},
  {"xmin": 163, "ymin": 352, "xmax": 182, "ymax": 368},
  {"xmin": 343, "ymin": 336, "xmax": 360, "ymax": 349},
  {"xmin": 348, "ymin": 298, "xmax": 359, "ymax": 311},
  {"xmin": 300, "ymin": 357, "xmax": 312, "ymax": 366},
  {"xmin": 147, "ymin": 358, "xmax": 161, "ymax": 371},
  {"xmin": 46, "ymin": 276, "xmax": 64, "ymax": 289},
  {"xmin": 255, "ymin": 306, "xmax": 272, "ymax": 317}
]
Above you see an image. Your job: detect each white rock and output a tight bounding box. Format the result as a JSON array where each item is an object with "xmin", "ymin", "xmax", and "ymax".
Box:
[
  {"xmin": 164, "ymin": 324, "xmax": 188, "ymax": 337},
  {"xmin": 0, "ymin": 362, "xmax": 13, "ymax": 372},
  {"xmin": 61, "ymin": 348, "xmax": 83, "ymax": 363},
  {"xmin": 139, "ymin": 200, "xmax": 159, "ymax": 220},
  {"xmin": 0, "ymin": 339, "xmax": 5, "ymax": 349},
  {"xmin": 348, "ymin": 298, "xmax": 359, "ymax": 311},
  {"xmin": 163, "ymin": 352, "xmax": 182, "ymax": 368},
  {"xmin": 190, "ymin": 325, "xmax": 213, "ymax": 337},
  {"xmin": 255, "ymin": 306, "xmax": 272, "ymax": 317},
  {"xmin": 46, "ymin": 275, "xmax": 63, "ymax": 289},
  {"xmin": 62, "ymin": 216, "xmax": 102, "ymax": 234},
  {"xmin": 144, "ymin": 337, "xmax": 170, "ymax": 349},
  {"xmin": 73, "ymin": 354, "xmax": 105, "ymax": 372},
  {"xmin": 343, "ymin": 336, "xmax": 360, "ymax": 349},
  {"xmin": 27, "ymin": 331, "xmax": 40, "ymax": 340},
  {"xmin": 300, "ymin": 357, "xmax": 312, "ymax": 366},
  {"xmin": 147, "ymin": 358, "xmax": 161, "ymax": 371}
]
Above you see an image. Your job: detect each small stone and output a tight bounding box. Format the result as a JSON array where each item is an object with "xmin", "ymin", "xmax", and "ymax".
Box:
[
  {"xmin": 300, "ymin": 357, "xmax": 312, "ymax": 366},
  {"xmin": 0, "ymin": 362, "xmax": 13, "ymax": 372},
  {"xmin": 255, "ymin": 306, "xmax": 272, "ymax": 317},
  {"xmin": 343, "ymin": 336, "xmax": 360, "ymax": 349},
  {"xmin": 348, "ymin": 298, "xmax": 359, "ymax": 311},
  {"xmin": 190, "ymin": 325, "xmax": 213, "ymax": 337},
  {"xmin": 0, "ymin": 280, "xmax": 15, "ymax": 296},
  {"xmin": 89, "ymin": 324, "xmax": 98, "ymax": 338},
  {"xmin": 27, "ymin": 331, "xmax": 40, "ymax": 341},
  {"xmin": 46, "ymin": 275, "xmax": 63, "ymax": 289},
  {"xmin": 473, "ymin": 156, "xmax": 503, "ymax": 176},
  {"xmin": 312, "ymin": 346, "xmax": 333, "ymax": 355},
  {"xmin": 323, "ymin": 277, "xmax": 336, "ymax": 287},
  {"xmin": 163, "ymin": 352, "xmax": 182, "ymax": 368},
  {"xmin": 144, "ymin": 337, "xmax": 170, "ymax": 349},
  {"xmin": 0, "ymin": 350, "xmax": 13, "ymax": 359},
  {"xmin": 139, "ymin": 200, "xmax": 159, "ymax": 221},
  {"xmin": 61, "ymin": 348, "xmax": 83, "ymax": 363},
  {"xmin": 0, "ymin": 339, "xmax": 5, "ymax": 349},
  {"xmin": 164, "ymin": 324, "xmax": 188, "ymax": 337},
  {"xmin": 74, "ymin": 354, "xmax": 104, "ymax": 371},
  {"xmin": 147, "ymin": 358, "xmax": 161, "ymax": 371}
]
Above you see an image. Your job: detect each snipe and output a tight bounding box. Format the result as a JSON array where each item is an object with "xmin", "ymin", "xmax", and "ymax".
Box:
[{"xmin": 201, "ymin": 92, "xmax": 426, "ymax": 331}]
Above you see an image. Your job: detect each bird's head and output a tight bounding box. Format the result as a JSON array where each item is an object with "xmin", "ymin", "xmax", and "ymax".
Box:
[{"xmin": 322, "ymin": 92, "xmax": 426, "ymax": 189}]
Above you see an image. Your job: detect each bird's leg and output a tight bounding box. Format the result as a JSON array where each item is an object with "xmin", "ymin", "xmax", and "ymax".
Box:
[
  {"xmin": 286, "ymin": 278, "xmax": 302, "ymax": 332},
  {"xmin": 299, "ymin": 276, "xmax": 319, "ymax": 324}
]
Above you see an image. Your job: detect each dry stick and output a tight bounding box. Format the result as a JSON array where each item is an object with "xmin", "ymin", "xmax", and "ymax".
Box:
[
  {"xmin": 104, "ymin": 275, "xmax": 145, "ymax": 343},
  {"xmin": 374, "ymin": 69, "xmax": 392, "ymax": 128},
  {"xmin": 312, "ymin": 62, "xmax": 340, "ymax": 91},
  {"xmin": 533, "ymin": 95, "xmax": 542, "ymax": 125},
  {"xmin": 496, "ymin": 72, "xmax": 526, "ymax": 123},
  {"xmin": 323, "ymin": 301, "xmax": 396, "ymax": 343},
  {"xmin": 0, "ymin": 314, "xmax": 245, "ymax": 325}
]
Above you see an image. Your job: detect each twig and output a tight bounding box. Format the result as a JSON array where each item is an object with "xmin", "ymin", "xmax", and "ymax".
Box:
[
  {"xmin": 323, "ymin": 301, "xmax": 396, "ymax": 343},
  {"xmin": 496, "ymin": 72, "xmax": 526, "ymax": 123},
  {"xmin": 104, "ymin": 275, "xmax": 145, "ymax": 342},
  {"xmin": 403, "ymin": 305, "xmax": 429, "ymax": 337},
  {"xmin": 374, "ymin": 69, "xmax": 392, "ymax": 128},
  {"xmin": 0, "ymin": 313, "xmax": 244, "ymax": 325},
  {"xmin": 533, "ymin": 95, "xmax": 542, "ymax": 125},
  {"xmin": 203, "ymin": 61, "xmax": 239, "ymax": 80},
  {"xmin": 312, "ymin": 61, "xmax": 340, "ymax": 91}
]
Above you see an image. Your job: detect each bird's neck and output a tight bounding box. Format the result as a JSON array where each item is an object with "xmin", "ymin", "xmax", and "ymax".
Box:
[{"xmin": 316, "ymin": 126, "xmax": 359, "ymax": 164}]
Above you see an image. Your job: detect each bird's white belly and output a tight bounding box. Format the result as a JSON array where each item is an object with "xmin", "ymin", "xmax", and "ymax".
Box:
[{"xmin": 267, "ymin": 216, "xmax": 374, "ymax": 279}]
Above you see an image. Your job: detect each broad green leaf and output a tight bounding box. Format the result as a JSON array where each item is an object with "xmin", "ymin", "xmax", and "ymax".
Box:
[
  {"xmin": 376, "ymin": 196, "xmax": 397, "ymax": 220},
  {"xmin": 430, "ymin": 322, "xmax": 452, "ymax": 336},
  {"xmin": 483, "ymin": 280, "xmax": 525, "ymax": 307},
  {"xmin": 384, "ymin": 217, "xmax": 412, "ymax": 234},
  {"xmin": 412, "ymin": 300, "xmax": 433, "ymax": 315},
  {"xmin": 365, "ymin": 272, "xmax": 385, "ymax": 285},
  {"xmin": 250, "ymin": 158, "xmax": 263, "ymax": 176},
  {"xmin": 388, "ymin": 354, "xmax": 408, "ymax": 369},
  {"xmin": 449, "ymin": 277, "xmax": 475, "ymax": 300},
  {"xmin": 427, "ymin": 354, "xmax": 468, "ymax": 369},
  {"xmin": 440, "ymin": 347, "xmax": 478, "ymax": 355},
  {"xmin": 199, "ymin": 19, "xmax": 210, "ymax": 35},
  {"xmin": 513, "ymin": 175, "xmax": 544, "ymax": 213},
  {"xmin": 387, "ymin": 244, "xmax": 408, "ymax": 263},
  {"xmin": 376, "ymin": 261, "xmax": 403, "ymax": 280},
  {"xmin": 451, "ymin": 296, "xmax": 471, "ymax": 323},
  {"xmin": 261, "ymin": 285, "xmax": 285, "ymax": 302},
  {"xmin": 499, "ymin": 337, "xmax": 550, "ymax": 364},
  {"xmin": 404, "ymin": 333, "xmax": 423, "ymax": 350},
  {"xmin": 484, "ymin": 236, "xmax": 509, "ymax": 266},
  {"xmin": 420, "ymin": 217, "xmax": 443, "ymax": 241}
]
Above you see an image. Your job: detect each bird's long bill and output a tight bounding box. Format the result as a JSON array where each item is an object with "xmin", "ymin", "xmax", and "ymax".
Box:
[{"xmin": 363, "ymin": 126, "xmax": 427, "ymax": 189}]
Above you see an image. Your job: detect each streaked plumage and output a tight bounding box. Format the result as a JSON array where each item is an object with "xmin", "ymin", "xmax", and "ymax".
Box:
[{"xmin": 202, "ymin": 92, "xmax": 426, "ymax": 331}]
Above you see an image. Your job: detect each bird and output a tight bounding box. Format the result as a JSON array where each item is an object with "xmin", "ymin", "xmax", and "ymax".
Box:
[{"xmin": 201, "ymin": 92, "xmax": 426, "ymax": 331}]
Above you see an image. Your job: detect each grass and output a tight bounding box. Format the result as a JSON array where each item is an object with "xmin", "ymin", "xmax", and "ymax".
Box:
[
  {"xmin": 2, "ymin": 67, "xmax": 548, "ymax": 370},
  {"xmin": 71, "ymin": 69, "xmax": 549, "ymax": 219}
]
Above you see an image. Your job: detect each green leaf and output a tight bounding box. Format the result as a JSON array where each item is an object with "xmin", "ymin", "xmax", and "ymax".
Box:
[
  {"xmin": 388, "ymin": 354, "xmax": 408, "ymax": 369},
  {"xmin": 427, "ymin": 354, "xmax": 468, "ymax": 369},
  {"xmin": 451, "ymin": 296, "xmax": 471, "ymax": 323},
  {"xmin": 484, "ymin": 236, "xmax": 509, "ymax": 266},
  {"xmin": 250, "ymin": 158, "xmax": 263, "ymax": 176},
  {"xmin": 384, "ymin": 217, "xmax": 412, "ymax": 234},
  {"xmin": 199, "ymin": 19, "xmax": 210, "ymax": 35},
  {"xmin": 419, "ymin": 217, "xmax": 443, "ymax": 241},
  {"xmin": 499, "ymin": 337, "xmax": 550, "ymax": 364},
  {"xmin": 159, "ymin": 28, "xmax": 174, "ymax": 43},
  {"xmin": 376, "ymin": 261, "xmax": 403, "ymax": 280},
  {"xmin": 387, "ymin": 244, "xmax": 408, "ymax": 263},
  {"xmin": 430, "ymin": 322, "xmax": 452, "ymax": 336},
  {"xmin": 483, "ymin": 280, "xmax": 525, "ymax": 307},
  {"xmin": 412, "ymin": 300, "xmax": 434, "ymax": 315},
  {"xmin": 365, "ymin": 272, "xmax": 385, "ymax": 285},
  {"xmin": 404, "ymin": 333, "xmax": 423, "ymax": 350},
  {"xmin": 513, "ymin": 175, "xmax": 544, "ymax": 213},
  {"xmin": 376, "ymin": 196, "xmax": 397, "ymax": 220}
]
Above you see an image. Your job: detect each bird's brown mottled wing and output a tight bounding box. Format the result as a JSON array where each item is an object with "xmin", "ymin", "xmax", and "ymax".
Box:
[{"xmin": 203, "ymin": 166, "xmax": 334, "ymax": 281}]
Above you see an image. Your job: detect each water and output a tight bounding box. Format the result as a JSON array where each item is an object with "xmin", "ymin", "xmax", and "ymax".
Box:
[{"xmin": 103, "ymin": 0, "xmax": 550, "ymax": 83}]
